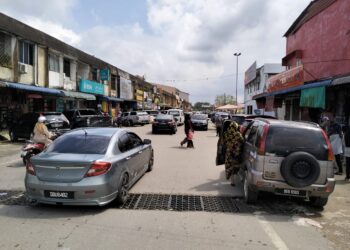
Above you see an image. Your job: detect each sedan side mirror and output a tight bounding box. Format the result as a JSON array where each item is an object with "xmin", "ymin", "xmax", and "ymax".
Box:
[{"xmin": 143, "ymin": 139, "xmax": 152, "ymax": 145}]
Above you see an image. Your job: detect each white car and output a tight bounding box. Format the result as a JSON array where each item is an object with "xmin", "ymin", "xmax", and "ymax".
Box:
[{"xmin": 165, "ymin": 109, "xmax": 185, "ymax": 125}]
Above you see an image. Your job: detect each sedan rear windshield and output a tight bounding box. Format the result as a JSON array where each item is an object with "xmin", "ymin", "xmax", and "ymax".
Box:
[
  {"xmin": 79, "ymin": 110, "xmax": 97, "ymax": 116},
  {"xmin": 46, "ymin": 134, "xmax": 110, "ymax": 154},
  {"xmin": 155, "ymin": 115, "xmax": 173, "ymax": 120},
  {"xmin": 265, "ymin": 126, "xmax": 328, "ymax": 160},
  {"xmin": 168, "ymin": 111, "xmax": 180, "ymax": 116},
  {"xmin": 192, "ymin": 115, "xmax": 206, "ymax": 120}
]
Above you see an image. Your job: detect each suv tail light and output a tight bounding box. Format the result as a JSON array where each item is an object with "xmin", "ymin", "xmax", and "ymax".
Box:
[
  {"xmin": 86, "ymin": 162, "xmax": 111, "ymax": 177},
  {"xmin": 26, "ymin": 160, "xmax": 36, "ymax": 176},
  {"xmin": 258, "ymin": 124, "xmax": 270, "ymax": 155},
  {"xmin": 321, "ymin": 129, "xmax": 335, "ymax": 161}
]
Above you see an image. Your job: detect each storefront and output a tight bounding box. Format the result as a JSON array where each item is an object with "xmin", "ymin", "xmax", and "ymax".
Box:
[{"xmin": 60, "ymin": 90, "xmax": 96, "ymax": 111}]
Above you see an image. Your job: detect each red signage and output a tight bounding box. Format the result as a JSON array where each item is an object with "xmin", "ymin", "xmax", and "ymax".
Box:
[{"xmin": 267, "ymin": 66, "xmax": 304, "ymax": 93}]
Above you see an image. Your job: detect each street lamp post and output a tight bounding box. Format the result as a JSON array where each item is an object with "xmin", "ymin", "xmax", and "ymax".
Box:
[{"xmin": 234, "ymin": 52, "xmax": 241, "ymax": 105}]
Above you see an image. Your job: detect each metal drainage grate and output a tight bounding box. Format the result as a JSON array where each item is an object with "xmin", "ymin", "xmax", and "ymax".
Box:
[{"xmin": 120, "ymin": 193, "xmax": 246, "ymax": 213}]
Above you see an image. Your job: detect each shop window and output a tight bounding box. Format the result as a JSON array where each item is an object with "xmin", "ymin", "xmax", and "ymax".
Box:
[
  {"xmin": 19, "ymin": 41, "xmax": 33, "ymax": 65},
  {"xmin": 92, "ymin": 68, "xmax": 98, "ymax": 81},
  {"xmin": 0, "ymin": 32, "xmax": 12, "ymax": 68},
  {"xmin": 63, "ymin": 58, "xmax": 71, "ymax": 78},
  {"xmin": 111, "ymin": 74, "xmax": 116, "ymax": 90},
  {"xmin": 49, "ymin": 53, "xmax": 59, "ymax": 72}
]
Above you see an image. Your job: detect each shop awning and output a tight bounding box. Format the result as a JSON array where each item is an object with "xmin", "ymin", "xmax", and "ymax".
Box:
[
  {"xmin": 253, "ymin": 79, "xmax": 332, "ymax": 100},
  {"xmin": 103, "ymin": 96, "xmax": 124, "ymax": 102},
  {"xmin": 300, "ymin": 86, "xmax": 326, "ymax": 109},
  {"xmin": 60, "ymin": 90, "xmax": 96, "ymax": 100},
  {"xmin": 2, "ymin": 81, "xmax": 63, "ymax": 96},
  {"xmin": 331, "ymin": 75, "xmax": 350, "ymax": 86}
]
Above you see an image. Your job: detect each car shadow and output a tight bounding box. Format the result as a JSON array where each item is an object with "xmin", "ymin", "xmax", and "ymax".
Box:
[{"xmin": 169, "ymin": 146, "xmax": 188, "ymax": 150}]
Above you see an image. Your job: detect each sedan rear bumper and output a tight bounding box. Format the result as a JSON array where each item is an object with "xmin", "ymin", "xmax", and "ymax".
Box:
[{"xmin": 25, "ymin": 174, "xmax": 119, "ymax": 206}]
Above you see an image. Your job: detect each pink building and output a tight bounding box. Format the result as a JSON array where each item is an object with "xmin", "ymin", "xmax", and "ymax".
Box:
[{"xmin": 254, "ymin": 0, "xmax": 350, "ymax": 124}]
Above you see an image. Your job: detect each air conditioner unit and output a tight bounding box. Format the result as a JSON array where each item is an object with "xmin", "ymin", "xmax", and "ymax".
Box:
[{"xmin": 18, "ymin": 63, "xmax": 28, "ymax": 74}]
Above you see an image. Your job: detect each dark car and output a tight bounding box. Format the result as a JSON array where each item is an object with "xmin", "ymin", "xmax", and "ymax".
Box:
[
  {"xmin": 152, "ymin": 114, "xmax": 177, "ymax": 134},
  {"xmin": 191, "ymin": 114, "xmax": 208, "ymax": 130},
  {"xmin": 63, "ymin": 109, "xmax": 111, "ymax": 129},
  {"xmin": 9, "ymin": 112, "xmax": 70, "ymax": 142}
]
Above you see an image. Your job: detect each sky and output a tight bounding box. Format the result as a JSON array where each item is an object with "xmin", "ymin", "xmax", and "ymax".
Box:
[{"xmin": 0, "ymin": 0, "xmax": 311, "ymax": 104}]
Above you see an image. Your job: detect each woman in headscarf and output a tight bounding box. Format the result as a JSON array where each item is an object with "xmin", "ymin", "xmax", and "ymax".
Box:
[
  {"xmin": 32, "ymin": 115, "xmax": 53, "ymax": 146},
  {"xmin": 223, "ymin": 121, "xmax": 244, "ymax": 185},
  {"xmin": 180, "ymin": 113, "xmax": 194, "ymax": 148}
]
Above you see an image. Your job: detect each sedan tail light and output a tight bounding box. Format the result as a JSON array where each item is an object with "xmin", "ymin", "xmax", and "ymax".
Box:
[
  {"xmin": 26, "ymin": 160, "xmax": 36, "ymax": 176},
  {"xmin": 321, "ymin": 129, "xmax": 335, "ymax": 161},
  {"xmin": 86, "ymin": 162, "xmax": 111, "ymax": 177}
]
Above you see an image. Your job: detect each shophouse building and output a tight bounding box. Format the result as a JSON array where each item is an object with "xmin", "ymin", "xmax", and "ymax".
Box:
[
  {"xmin": 244, "ymin": 62, "xmax": 284, "ymax": 117},
  {"xmin": 254, "ymin": 0, "xmax": 350, "ymax": 124}
]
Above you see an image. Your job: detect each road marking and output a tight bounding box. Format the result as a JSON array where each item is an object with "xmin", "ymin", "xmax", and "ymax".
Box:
[{"xmin": 258, "ymin": 217, "xmax": 289, "ymax": 250}]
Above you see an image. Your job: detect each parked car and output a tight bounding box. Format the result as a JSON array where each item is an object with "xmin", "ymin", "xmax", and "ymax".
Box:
[
  {"xmin": 165, "ymin": 109, "xmax": 185, "ymax": 126},
  {"xmin": 25, "ymin": 128, "xmax": 154, "ymax": 206},
  {"xmin": 191, "ymin": 114, "xmax": 208, "ymax": 130},
  {"xmin": 152, "ymin": 114, "xmax": 177, "ymax": 134},
  {"xmin": 63, "ymin": 109, "xmax": 111, "ymax": 129},
  {"xmin": 216, "ymin": 118, "xmax": 335, "ymax": 207},
  {"xmin": 9, "ymin": 112, "xmax": 70, "ymax": 142},
  {"xmin": 121, "ymin": 111, "xmax": 150, "ymax": 126}
]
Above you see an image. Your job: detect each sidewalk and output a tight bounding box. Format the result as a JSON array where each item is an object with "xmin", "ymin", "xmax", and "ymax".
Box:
[{"xmin": 0, "ymin": 129, "xmax": 9, "ymax": 141}]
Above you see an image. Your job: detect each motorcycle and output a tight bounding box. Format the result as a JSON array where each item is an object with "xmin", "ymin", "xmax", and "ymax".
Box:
[
  {"xmin": 20, "ymin": 129, "xmax": 63, "ymax": 166},
  {"xmin": 21, "ymin": 142, "xmax": 45, "ymax": 166}
]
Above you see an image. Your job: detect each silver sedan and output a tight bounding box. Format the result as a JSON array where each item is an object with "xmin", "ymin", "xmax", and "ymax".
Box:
[{"xmin": 25, "ymin": 128, "xmax": 154, "ymax": 206}]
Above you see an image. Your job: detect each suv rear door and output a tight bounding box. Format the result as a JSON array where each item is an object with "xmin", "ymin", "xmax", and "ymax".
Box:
[{"xmin": 243, "ymin": 121, "xmax": 261, "ymax": 171}]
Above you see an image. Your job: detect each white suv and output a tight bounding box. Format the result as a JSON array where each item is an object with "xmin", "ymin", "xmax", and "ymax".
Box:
[{"xmin": 166, "ymin": 109, "xmax": 184, "ymax": 126}]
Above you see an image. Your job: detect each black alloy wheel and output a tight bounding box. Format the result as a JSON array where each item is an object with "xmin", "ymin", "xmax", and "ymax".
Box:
[{"xmin": 115, "ymin": 173, "xmax": 129, "ymax": 205}]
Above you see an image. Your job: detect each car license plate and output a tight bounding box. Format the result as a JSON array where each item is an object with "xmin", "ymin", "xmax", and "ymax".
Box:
[
  {"xmin": 275, "ymin": 188, "xmax": 306, "ymax": 197},
  {"xmin": 44, "ymin": 190, "xmax": 74, "ymax": 199},
  {"xmin": 51, "ymin": 123, "xmax": 62, "ymax": 128}
]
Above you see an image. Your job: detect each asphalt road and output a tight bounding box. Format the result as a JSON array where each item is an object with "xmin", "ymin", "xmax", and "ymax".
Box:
[{"xmin": 0, "ymin": 123, "xmax": 348, "ymax": 249}]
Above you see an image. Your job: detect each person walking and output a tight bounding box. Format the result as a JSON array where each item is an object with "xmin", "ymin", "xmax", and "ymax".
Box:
[
  {"xmin": 215, "ymin": 115, "xmax": 223, "ymax": 136},
  {"xmin": 180, "ymin": 113, "xmax": 194, "ymax": 148},
  {"xmin": 344, "ymin": 125, "xmax": 350, "ymax": 181},
  {"xmin": 223, "ymin": 121, "xmax": 244, "ymax": 186},
  {"xmin": 328, "ymin": 118, "xmax": 343, "ymax": 175}
]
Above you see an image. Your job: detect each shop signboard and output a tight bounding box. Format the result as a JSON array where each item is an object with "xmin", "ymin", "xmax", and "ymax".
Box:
[
  {"xmin": 120, "ymin": 77, "xmax": 133, "ymax": 100},
  {"xmin": 79, "ymin": 79, "xmax": 104, "ymax": 95},
  {"xmin": 245, "ymin": 61, "xmax": 257, "ymax": 85},
  {"xmin": 267, "ymin": 66, "xmax": 304, "ymax": 93},
  {"xmin": 56, "ymin": 98, "xmax": 64, "ymax": 112},
  {"xmin": 100, "ymin": 69, "xmax": 110, "ymax": 81}
]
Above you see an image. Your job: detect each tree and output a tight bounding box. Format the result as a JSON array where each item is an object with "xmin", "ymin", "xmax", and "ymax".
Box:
[
  {"xmin": 215, "ymin": 94, "xmax": 236, "ymax": 106},
  {"xmin": 193, "ymin": 102, "xmax": 211, "ymax": 111}
]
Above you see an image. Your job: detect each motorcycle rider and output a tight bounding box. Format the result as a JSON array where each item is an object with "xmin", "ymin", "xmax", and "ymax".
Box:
[{"xmin": 32, "ymin": 115, "xmax": 53, "ymax": 146}]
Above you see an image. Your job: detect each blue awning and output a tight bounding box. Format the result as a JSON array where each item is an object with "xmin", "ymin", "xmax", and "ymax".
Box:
[
  {"xmin": 253, "ymin": 79, "xmax": 332, "ymax": 100},
  {"xmin": 103, "ymin": 96, "xmax": 124, "ymax": 102},
  {"xmin": 1, "ymin": 81, "xmax": 63, "ymax": 96}
]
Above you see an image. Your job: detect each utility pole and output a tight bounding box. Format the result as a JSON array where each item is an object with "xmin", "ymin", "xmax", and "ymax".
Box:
[{"xmin": 234, "ymin": 52, "xmax": 241, "ymax": 105}]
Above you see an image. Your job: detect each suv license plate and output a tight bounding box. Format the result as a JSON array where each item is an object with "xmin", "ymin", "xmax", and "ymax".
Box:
[
  {"xmin": 275, "ymin": 188, "xmax": 306, "ymax": 197},
  {"xmin": 44, "ymin": 191, "xmax": 74, "ymax": 199}
]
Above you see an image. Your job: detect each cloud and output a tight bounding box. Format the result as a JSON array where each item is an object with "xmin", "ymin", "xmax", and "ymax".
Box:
[{"xmin": 0, "ymin": 0, "xmax": 311, "ymax": 104}]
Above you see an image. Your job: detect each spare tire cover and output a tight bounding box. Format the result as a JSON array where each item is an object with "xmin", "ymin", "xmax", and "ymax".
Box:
[{"xmin": 281, "ymin": 152, "xmax": 320, "ymax": 188}]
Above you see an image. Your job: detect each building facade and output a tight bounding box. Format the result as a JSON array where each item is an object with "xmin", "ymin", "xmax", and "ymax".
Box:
[
  {"xmin": 254, "ymin": 0, "xmax": 350, "ymax": 124},
  {"xmin": 0, "ymin": 12, "xmax": 189, "ymax": 130},
  {"xmin": 244, "ymin": 62, "xmax": 284, "ymax": 116}
]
